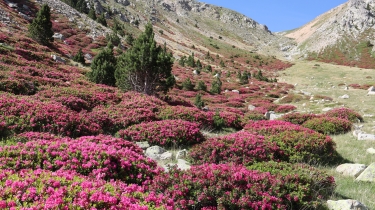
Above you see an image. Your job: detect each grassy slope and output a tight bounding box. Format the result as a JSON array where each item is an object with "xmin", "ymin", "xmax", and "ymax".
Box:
[{"xmin": 280, "ymin": 60, "xmax": 375, "ymax": 209}]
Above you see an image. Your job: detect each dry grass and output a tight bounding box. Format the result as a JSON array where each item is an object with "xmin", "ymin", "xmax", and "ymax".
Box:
[{"xmin": 280, "ymin": 61, "xmax": 375, "ymax": 209}]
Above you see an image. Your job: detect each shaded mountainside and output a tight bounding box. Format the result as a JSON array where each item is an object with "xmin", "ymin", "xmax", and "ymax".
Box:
[{"xmin": 285, "ymin": 0, "xmax": 375, "ymax": 68}]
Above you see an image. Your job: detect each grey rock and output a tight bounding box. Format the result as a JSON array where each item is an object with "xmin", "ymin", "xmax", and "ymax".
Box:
[
  {"xmin": 176, "ymin": 149, "xmax": 188, "ymax": 159},
  {"xmin": 232, "ymin": 89, "xmax": 240, "ymax": 93},
  {"xmin": 358, "ymin": 133, "xmax": 375, "ymax": 141},
  {"xmin": 339, "ymin": 94, "xmax": 350, "ymax": 99},
  {"xmin": 135, "ymin": 141, "xmax": 150, "ymax": 150},
  {"xmin": 366, "ymin": 148, "xmax": 375, "ymax": 154},
  {"xmin": 322, "ymin": 107, "xmax": 333, "ymax": 112},
  {"xmin": 336, "ymin": 163, "xmax": 367, "ymax": 177},
  {"xmin": 51, "ymin": 54, "xmax": 66, "ymax": 64},
  {"xmin": 160, "ymin": 151, "xmax": 173, "ymax": 160},
  {"xmin": 327, "ymin": 200, "xmax": 368, "ymax": 210},
  {"xmin": 145, "ymin": 146, "xmax": 166, "ymax": 160},
  {"xmin": 356, "ymin": 163, "xmax": 375, "ymax": 182},
  {"xmin": 177, "ymin": 159, "xmax": 191, "ymax": 170},
  {"xmin": 52, "ymin": 33, "xmax": 64, "ymax": 40},
  {"xmin": 248, "ymin": 105, "xmax": 256, "ymax": 111},
  {"xmin": 368, "ymin": 86, "xmax": 375, "ymax": 95}
]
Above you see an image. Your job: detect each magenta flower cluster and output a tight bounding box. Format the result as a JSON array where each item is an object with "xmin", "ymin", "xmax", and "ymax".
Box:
[{"xmin": 118, "ymin": 120, "xmax": 205, "ymax": 147}]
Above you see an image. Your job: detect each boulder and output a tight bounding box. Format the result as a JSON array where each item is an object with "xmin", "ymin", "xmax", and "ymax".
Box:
[
  {"xmin": 366, "ymin": 148, "xmax": 375, "ymax": 154},
  {"xmin": 135, "ymin": 141, "xmax": 150, "ymax": 150},
  {"xmin": 232, "ymin": 89, "xmax": 240, "ymax": 94},
  {"xmin": 248, "ymin": 105, "xmax": 256, "ymax": 111},
  {"xmin": 52, "ymin": 33, "xmax": 64, "ymax": 40},
  {"xmin": 176, "ymin": 149, "xmax": 188, "ymax": 159},
  {"xmin": 358, "ymin": 133, "xmax": 375, "ymax": 141},
  {"xmin": 327, "ymin": 200, "xmax": 368, "ymax": 210},
  {"xmin": 177, "ymin": 159, "xmax": 191, "ymax": 170},
  {"xmin": 356, "ymin": 163, "xmax": 375, "ymax": 182},
  {"xmin": 368, "ymin": 86, "xmax": 375, "ymax": 95},
  {"xmin": 339, "ymin": 94, "xmax": 350, "ymax": 99},
  {"xmin": 145, "ymin": 146, "xmax": 166, "ymax": 160},
  {"xmin": 160, "ymin": 151, "xmax": 173, "ymax": 160},
  {"xmin": 322, "ymin": 107, "xmax": 333, "ymax": 112},
  {"xmin": 335, "ymin": 163, "xmax": 367, "ymax": 177}
]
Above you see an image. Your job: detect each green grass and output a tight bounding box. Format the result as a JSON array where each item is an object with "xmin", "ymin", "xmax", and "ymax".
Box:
[{"xmin": 281, "ymin": 60, "xmax": 375, "ymax": 209}]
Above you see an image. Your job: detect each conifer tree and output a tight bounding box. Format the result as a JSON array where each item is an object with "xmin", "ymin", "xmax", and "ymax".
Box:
[
  {"xmin": 28, "ymin": 4, "xmax": 54, "ymax": 46},
  {"xmin": 73, "ymin": 48, "xmax": 85, "ymax": 64},
  {"xmin": 88, "ymin": 47, "xmax": 116, "ymax": 86},
  {"xmin": 97, "ymin": 13, "xmax": 107, "ymax": 26},
  {"xmin": 210, "ymin": 77, "xmax": 222, "ymax": 94},
  {"xmin": 115, "ymin": 23, "xmax": 175, "ymax": 95},
  {"xmin": 194, "ymin": 93, "xmax": 205, "ymax": 109},
  {"xmin": 88, "ymin": 6, "xmax": 96, "ymax": 20}
]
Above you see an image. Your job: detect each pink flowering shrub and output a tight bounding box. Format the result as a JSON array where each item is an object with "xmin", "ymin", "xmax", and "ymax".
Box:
[
  {"xmin": 215, "ymin": 111, "xmax": 242, "ymax": 129},
  {"xmin": 0, "ymin": 169, "xmax": 173, "ymax": 209},
  {"xmin": 241, "ymin": 111, "xmax": 266, "ymax": 125},
  {"xmin": 149, "ymin": 164, "xmax": 286, "ymax": 209},
  {"xmin": 244, "ymin": 120, "xmax": 336, "ymax": 164},
  {"xmin": 0, "ymin": 78, "xmax": 37, "ymax": 95},
  {"xmin": 274, "ymin": 104, "xmax": 297, "ymax": 113},
  {"xmin": 90, "ymin": 105, "xmax": 156, "ymax": 133},
  {"xmin": 0, "ymin": 139, "xmax": 160, "ymax": 184},
  {"xmin": 158, "ymin": 106, "xmax": 212, "ymax": 126},
  {"xmin": 248, "ymin": 161, "xmax": 335, "ymax": 209},
  {"xmin": 302, "ymin": 117, "xmax": 352, "ymax": 135},
  {"xmin": 189, "ymin": 131, "xmax": 282, "ymax": 165},
  {"xmin": 325, "ymin": 107, "xmax": 364, "ymax": 123},
  {"xmin": 120, "ymin": 91, "xmax": 167, "ymax": 112},
  {"xmin": 281, "ymin": 112, "xmax": 319, "ymax": 125},
  {"xmin": 118, "ymin": 120, "xmax": 205, "ymax": 147},
  {"xmin": 249, "ymin": 99, "xmax": 279, "ymax": 111},
  {"xmin": 266, "ymin": 130, "xmax": 336, "ymax": 164},
  {"xmin": 244, "ymin": 120, "xmax": 311, "ymax": 136}
]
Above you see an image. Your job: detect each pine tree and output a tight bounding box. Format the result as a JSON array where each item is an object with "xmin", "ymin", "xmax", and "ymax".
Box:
[
  {"xmin": 182, "ymin": 78, "xmax": 194, "ymax": 91},
  {"xmin": 196, "ymin": 80, "xmax": 207, "ymax": 91},
  {"xmin": 28, "ymin": 4, "xmax": 54, "ymax": 46},
  {"xmin": 88, "ymin": 6, "xmax": 96, "ymax": 20},
  {"xmin": 97, "ymin": 13, "xmax": 107, "ymax": 26},
  {"xmin": 73, "ymin": 48, "xmax": 85, "ymax": 64},
  {"xmin": 87, "ymin": 47, "xmax": 116, "ymax": 86},
  {"xmin": 194, "ymin": 94, "xmax": 205, "ymax": 109},
  {"xmin": 115, "ymin": 23, "xmax": 175, "ymax": 95},
  {"xmin": 210, "ymin": 77, "xmax": 222, "ymax": 94}
]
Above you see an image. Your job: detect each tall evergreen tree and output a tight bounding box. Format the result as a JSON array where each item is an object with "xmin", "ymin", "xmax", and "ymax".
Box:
[
  {"xmin": 28, "ymin": 4, "xmax": 54, "ymax": 46},
  {"xmin": 87, "ymin": 47, "xmax": 116, "ymax": 86},
  {"xmin": 73, "ymin": 48, "xmax": 85, "ymax": 64},
  {"xmin": 88, "ymin": 6, "xmax": 96, "ymax": 20},
  {"xmin": 97, "ymin": 13, "xmax": 107, "ymax": 26},
  {"xmin": 115, "ymin": 23, "xmax": 175, "ymax": 95},
  {"xmin": 210, "ymin": 77, "xmax": 222, "ymax": 94}
]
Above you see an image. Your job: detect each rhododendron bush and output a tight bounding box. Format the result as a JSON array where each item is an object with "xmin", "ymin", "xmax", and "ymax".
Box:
[
  {"xmin": 118, "ymin": 120, "xmax": 205, "ymax": 147},
  {"xmin": 149, "ymin": 164, "xmax": 286, "ymax": 209},
  {"xmin": 0, "ymin": 169, "xmax": 173, "ymax": 209},
  {"xmin": 325, "ymin": 107, "xmax": 363, "ymax": 123},
  {"xmin": 0, "ymin": 138, "xmax": 160, "ymax": 184},
  {"xmin": 189, "ymin": 131, "xmax": 282, "ymax": 165},
  {"xmin": 302, "ymin": 116, "xmax": 352, "ymax": 135}
]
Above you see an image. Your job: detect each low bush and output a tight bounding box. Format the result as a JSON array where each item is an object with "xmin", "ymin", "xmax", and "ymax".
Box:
[
  {"xmin": 302, "ymin": 116, "xmax": 352, "ymax": 135},
  {"xmin": 280, "ymin": 112, "xmax": 319, "ymax": 125},
  {"xmin": 149, "ymin": 163, "xmax": 286, "ymax": 209},
  {"xmin": 325, "ymin": 107, "xmax": 364, "ymax": 123},
  {"xmin": 274, "ymin": 104, "xmax": 297, "ymax": 113},
  {"xmin": 158, "ymin": 106, "xmax": 212, "ymax": 126},
  {"xmin": 244, "ymin": 120, "xmax": 311, "ymax": 136},
  {"xmin": 0, "ymin": 139, "xmax": 160, "ymax": 184},
  {"xmin": 241, "ymin": 111, "xmax": 266, "ymax": 125},
  {"xmin": 0, "ymin": 169, "xmax": 173, "ymax": 209},
  {"xmin": 189, "ymin": 131, "xmax": 282, "ymax": 165},
  {"xmin": 248, "ymin": 161, "xmax": 335, "ymax": 209},
  {"xmin": 118, "ymin": 120, "xmax": 205, "ymax": 147},
  {"xmin": 266, "ymin": 130, "xmax": 336, "ymax": 164}
]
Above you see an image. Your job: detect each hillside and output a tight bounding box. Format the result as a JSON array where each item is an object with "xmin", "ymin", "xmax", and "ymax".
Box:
[
  {"xmin": 0, "ymin": 0, "xmax": 374, "ymax": 209},
  {"xmin": 285, "ymin": 0, "xmax": 375, "ymax": 68}
]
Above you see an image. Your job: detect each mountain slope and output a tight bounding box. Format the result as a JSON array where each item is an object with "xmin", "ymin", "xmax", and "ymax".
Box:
[{"xmin": 285, "ymin": 0, "xmax": 375, "ymax": 68}]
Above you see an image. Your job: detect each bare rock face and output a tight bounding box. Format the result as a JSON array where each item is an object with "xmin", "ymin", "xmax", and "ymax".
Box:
[{"xmin": 287, "ymin": 0, "xmax": 375, "ymax": 54}]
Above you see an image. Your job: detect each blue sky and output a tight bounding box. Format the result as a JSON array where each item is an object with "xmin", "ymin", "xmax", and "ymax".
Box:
[{"xmin": 200, "ymin": 0, "xmax": 348, "ymax": 32}]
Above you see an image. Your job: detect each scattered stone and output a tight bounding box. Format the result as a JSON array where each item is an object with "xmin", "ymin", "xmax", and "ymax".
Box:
[
  {"xmin": 336, "ymin": 163, "xmax": 367, "ymax": 177},
  {"xmin": 232, "ymin": 89, "xmax": 239, "ymax": 93},
  {"xmin": 248, "ymin": 105, "xmax": 256, "ymax": 111},
  {"xmin": 344, "ymin": 86, "xmax": 349, "ymax": 90},
  {"xmin": 322, "ymin": 107, "xmax": 332, "ymax": 112},
  {"xmin": 177, "ymin": 159, "xmax": 191, "ymax": 170},
  {"xmin": 353, "ymin": 130, "xmax": 364, "ymax": 138},
  {"xmin": 363, "ymin": 114, "xmax": 374, "ymax": 117},
  {"xmin": 368, "ymin": 86, "xmax": 375, "ymax": 95},
  {"xmin": 339, "ymin": 94, "xmax": 350, "ymax": 99},
  {"xmin": 213, "ymin": 73, "xmax": 220, "ymax": 78},
  {"xmin": 160, "ymin": 151, "xmax": 173, "ymax": 160},
  {"xmin": 193, "ymin": 70, "xmax": 198, "ymax": 75},
  {"xmin": 135, "ymin": 141, "xmax": 149, "ymax": 150},
  {"xmin": 52, "ymin": 33, "xmax": 64, "ymax": 40},
  {"xmin": 366, "ymin": 148, "xmax": 375, "ymax": 154},
  {"xmin": 145, "ymin": 146, "xmax": 166, "ymax": 160},
  {"xmin": 176, "ymin": 149, "xmax": 188, "ymax": 159},
  {"xmin": 51, "ymin": 54, "xmax": 66, "ymax": 64},
  {"xmin": 356, "ymin": 163, "xmax": 375, "ymax": 182},
  {"xmin": 327, "ymin": 200, "xmax": 368, "ymax": 210},
  {"xmin": 358, "ymin": 133, "xmax": 375, "ymax": 141}
]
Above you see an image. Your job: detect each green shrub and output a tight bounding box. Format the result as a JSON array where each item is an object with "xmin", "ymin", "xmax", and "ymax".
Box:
[
  {"xmin": 181, "ymin": 78, "xmax": 194, "ymax": 91},
  {"xmin": 281, "ymin": 112, "xmax": 319, "ymax": 125},
  {"xmin": 248, "ymin": 161, "xmax": 335, "ymax": 209},
  {"xmin": 325, "ymin": 107, "xmax": 364, "ymax": 123},
  {"xmin": 302, "ymin": 116, "xmax": 352, "ymax": 135},
  {"xmin": 196, "ymin": 80, "xmax": 207, "ymax": 91}
]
